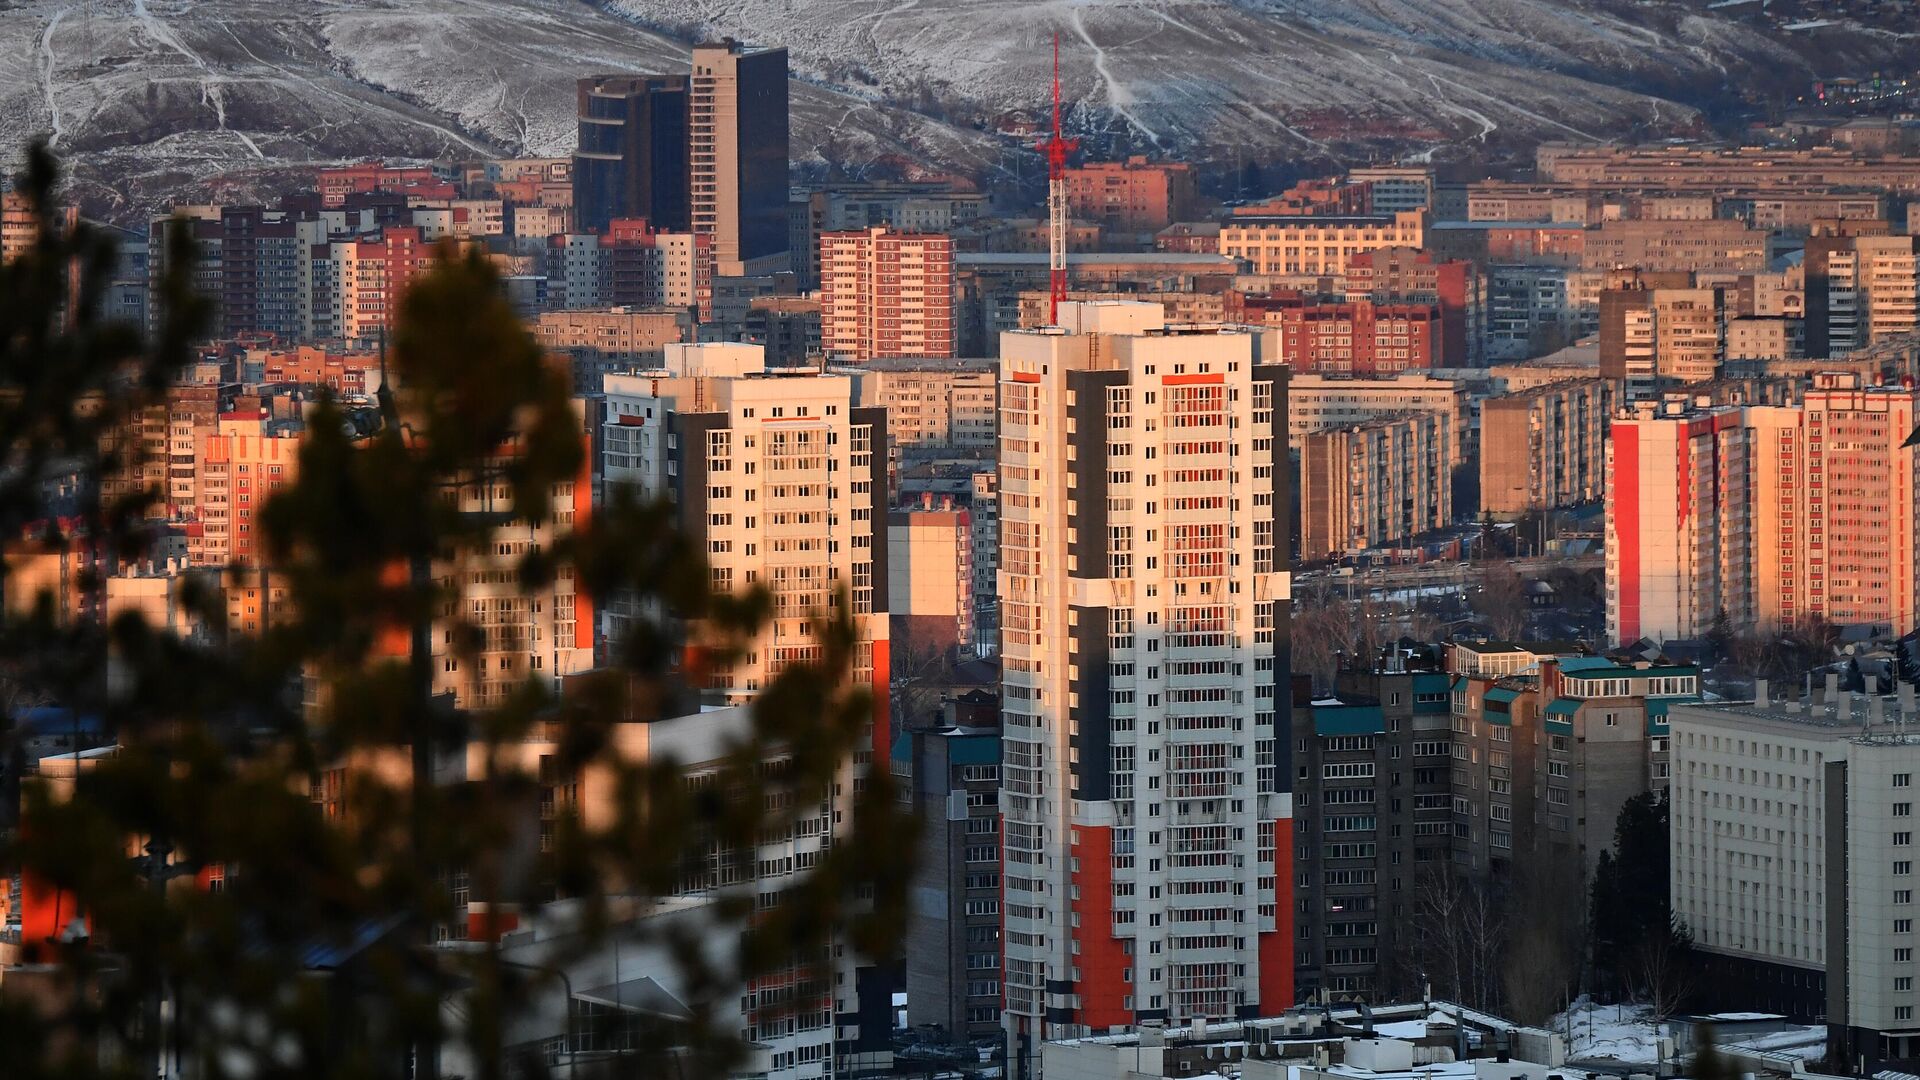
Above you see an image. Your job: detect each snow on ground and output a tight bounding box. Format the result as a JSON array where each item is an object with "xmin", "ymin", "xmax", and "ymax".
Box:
[
  {"xmin": 1554, "ymin": 1000, "xmax": 1666, "ymax": 1064},
  {"xmin": 1551, "ymin": 999, "xmax": 1826, "ymax": 1066}
]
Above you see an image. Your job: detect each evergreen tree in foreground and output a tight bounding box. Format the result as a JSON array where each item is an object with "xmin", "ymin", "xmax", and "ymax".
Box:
[{"xmin": 0, "ymin": 142, "xmax": 914, "ymax": 1079}]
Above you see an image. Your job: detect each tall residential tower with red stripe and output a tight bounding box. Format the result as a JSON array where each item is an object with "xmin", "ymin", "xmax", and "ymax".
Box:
[{"xmin": 997, "ymin": 302, "xmax": 1293, "ymax": 1066}]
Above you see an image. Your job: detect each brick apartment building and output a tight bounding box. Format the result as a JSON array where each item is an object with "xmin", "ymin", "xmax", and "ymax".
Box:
[
  {"xmin": 819, "ymin": 227, "xmax": 956, "ymax": 360},
  {"xmin": 1063, "ymin": 156, "xmax": 1199, "ymax": 233}
]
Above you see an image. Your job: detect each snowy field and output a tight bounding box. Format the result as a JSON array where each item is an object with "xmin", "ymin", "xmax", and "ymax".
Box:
[{"xmin": 1551, "ymin": 999, "xmax": 1826, "ymax": 1066}]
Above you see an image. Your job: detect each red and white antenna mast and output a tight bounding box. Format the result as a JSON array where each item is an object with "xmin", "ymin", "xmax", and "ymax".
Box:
[{"xmin": 1037, "ymin": 32, "xmax": 1078, "ymax": 326}]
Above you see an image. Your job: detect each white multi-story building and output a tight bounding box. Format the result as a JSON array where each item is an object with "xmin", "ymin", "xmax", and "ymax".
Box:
[
  {"xmin": 601, "ymin": 343, "xmax": 889, "ymax": 736},
  {"xmin": 1670, "ymin": 692, "xmax": 1920, "ymax": 1073},
  {"xmin": 599, "ymin": 343, "xmax": 893, "ymax": 1077},
  {"xmin": 843, "ymin": 357, "xmax": 997, "ymax": 455},
  {"xmin": 997, "ymin": 302, "xmax": 1294, "ymax": 1063}
]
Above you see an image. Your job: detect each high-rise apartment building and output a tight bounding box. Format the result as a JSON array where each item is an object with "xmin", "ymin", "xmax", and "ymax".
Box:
[
  {"xmin": 1605, "ymin": 398, "xmax": 1750, "ymax": 644},
  {"xmin": 1479, "ymin": 378, "xmax": 1617, "ymax": 517},
  {"xmin": 1805, "ymin": 232, "xmax": 1920, "ymax": 357},
  {"xmin": 1598, "ymin": 271, "xmax": 1724, "ymax": 391},
  {"xmin": 572, "ymin": 75, "xmax": 690, "ymax": 236},
  {"xmin": 1299, "ymin": 413, "xmax": 1451, "ymax": 559},
  {"xmin": 1794, "ymin": 377, "xmax": 1920, "ymax": 635},
  {"xmin": 898, "ymin": 700, "xmax": 1004, "ymax": 1046},
  {"xmin": 1606, "ymin": 376, "xmax": 1920, "ymax": 645},
  {"xmin": 844, "ymin": 357, "xmax": 997, "ymax": 454},
  {"xmin": 330, "ymin": 226, "xmax": 438, "ymax": 342},
  {"xmin": 1294, "ymin": 653, "xmax": 1690, "ymax": 1000},
  {"xmin": 189, "ymin": 413, "xmax": 300, "ymax": 568},
  {"xmin": 1283, "ymin": 374, "xmax": 1467, "ymax": 465},
  {"xmin": 888, "ymin": 499, "xmax": 974, "ymax": 658},
  {"xmin": 996, "ymin": 302, "xmax": 1293, "ymax": 1058},
  {"xmin": 600, "ymin": 344, "xmax": 890, "ymax": 753},
  {"xmin": 689, "ymin": 40, "xmax": 791, "ymax": 278},
  {"xmin": 819, "ymin": 228, "xmax": 957, "ymax": 360}
]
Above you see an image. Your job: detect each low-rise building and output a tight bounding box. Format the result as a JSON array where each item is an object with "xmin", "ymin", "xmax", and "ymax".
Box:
[{"xmin": 1219, "ymin": 212, "xmax": 1427, "ymax": 277}]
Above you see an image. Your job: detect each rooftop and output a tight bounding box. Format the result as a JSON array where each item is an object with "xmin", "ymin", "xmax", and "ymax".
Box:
[{"xmin": 956, "ymin": 252, "xmax": 1237, "ymax": 267}]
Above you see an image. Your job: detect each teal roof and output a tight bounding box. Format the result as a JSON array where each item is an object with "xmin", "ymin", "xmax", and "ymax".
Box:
[
  {"xmin": 1645, "ymin": 696, "xmax": 1700, "ymax": 734},
  {"xmin": 1314, "ymin": 705, "xmax": 1386, "ymax": 737},
  {"xmin": 1413, "ymin": 673, "xmax": 1452, "ymax": 694},
  {"xmin": 1545, "ymin": 698, "xmax": 1583, "ymax": 717},
  {"xmin": 946, "ymin": 733, "xmax": 1001, "ymax": 766},
  {"xmin": 891, "ymin": 729, "xmax": 999, "ymax": 765},
  {"xmin": 1556, "ymin": 657, "xmax": 1615, "ymax": 673},
  {"xmin": 1484, "ymin": 688, "xmax": 1521, "ymax": 705}
]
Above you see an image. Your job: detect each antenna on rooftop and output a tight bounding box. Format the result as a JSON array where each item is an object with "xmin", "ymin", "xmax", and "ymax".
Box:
[{"xmin": 1037, "ymin": 32, "xmax": 1078, "ymax": 326}]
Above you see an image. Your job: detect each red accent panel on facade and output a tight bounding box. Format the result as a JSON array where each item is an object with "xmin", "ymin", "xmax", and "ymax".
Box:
[
  {"xmin": 871, "ymin": 637, "xmax": 891, "ymax": 763},
  {"xmin": 1615, "ymin": 426, "xmax": 1641, "ymax": 643},
  {"xmin": 17, "ymin": 868, "xmax": 83, "ymax": 963},
  {"xmin": 574, "ymin": 443, "xmax": 595, "ymax": 653},
  {"xmin": 1010, "ymin": 371, "xmax": 1042, "ymax": 384},
  {"xmin": 1069, "ymin": 825, "xmax": 1132, "ymax": 1030},
  {"xmin": 1258, "ymin": 817, "xmax": 1295, "ymax": 1014},
  {"xmin": 1161, "ymin": 373, "xmax": 1227, "ymax": 386}
]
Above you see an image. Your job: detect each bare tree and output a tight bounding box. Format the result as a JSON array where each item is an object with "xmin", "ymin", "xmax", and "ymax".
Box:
[
  {"xmin": 1412, "ymin": 864, "xmax": 1505, "ymax": 1011},
  {"xmin": 1475, "ymin": 562, "xmax": 1530, "ymax": 642},
  {"xmin": 1501, "ymin": 857, "xmax": 1585, "ymax": 1024},
  {"xmin": 1633, "ymin": 925, "xmax": 1698, "ymax": 1021}
]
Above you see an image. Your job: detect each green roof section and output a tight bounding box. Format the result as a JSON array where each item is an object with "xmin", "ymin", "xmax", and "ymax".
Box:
[
  {"xmin": 1545, "ymin": 698, "xmax": 1582, "ymax": 717},
  {"xmin": 890, "ymin": 729, "xmax": 1000, "ymax": 765},
  {"xmin": 1314, "ymin": 705, "xmax": 1386, "ymax": 737},
  {"xmin": 946, "ymin": 733, "xmax": 1001, "ymax": 766},
  {"xmin": 1413, "ymin": 673, "xmax": 1452, "ymax": 694},
  {"xmin": 1484, "ymin": 688, "xmax": 1521, "ymax": 705},
  {"xmin": 1556, "ymin": 657, "xmax": 1616, "ymax": 673},
  {"xmin": 1645, "ymin": 696, "xmax": 1700, "ymax": 734}
]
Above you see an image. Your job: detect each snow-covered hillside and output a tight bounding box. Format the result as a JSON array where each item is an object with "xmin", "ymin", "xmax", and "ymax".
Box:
[
  {"xmin": 0, "ymin": 0, "xmax": 1004, "ymax": 220},
  {"xmin": 0, "ymin": 0, "xmax": 1912, "ymax": 222}
]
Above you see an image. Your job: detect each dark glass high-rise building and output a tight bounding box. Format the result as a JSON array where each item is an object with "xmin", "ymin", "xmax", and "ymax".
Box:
[
  {"xmin": 690, "ymin": 40, "xmax": 791, "ymax": 277},
  {"xmin": 573, "ymin": 75, "xmax": 690, "ymax": 236}
]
